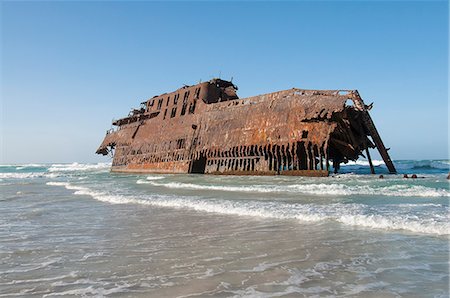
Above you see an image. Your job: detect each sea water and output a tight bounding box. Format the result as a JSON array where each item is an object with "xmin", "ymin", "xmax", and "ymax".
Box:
[{"xmin": 0, "ymin": 160, "xmax": 448, "ymax": 297}]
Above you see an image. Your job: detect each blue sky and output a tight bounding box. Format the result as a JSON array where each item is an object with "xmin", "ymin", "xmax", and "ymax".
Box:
[{"xmin": 1, "ymin": 1, "xmax": 448, "ymax": 163}]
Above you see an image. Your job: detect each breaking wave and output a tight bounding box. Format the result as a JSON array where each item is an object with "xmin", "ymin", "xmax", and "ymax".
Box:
[
  {"xmin": 136, "ymin": 176, "xmax": 166, "ymax": 183},
  {"xmin": 48, "ymin": 163, "xmax": 111, "ymax": 172},
  {"xmin": 395, "ymin": 160, "xmax": 450, "ymax": 171},
  {"xmin": 14, "ymin": 164, "xmax": 46, "ymax": 170},
  {"xmin": 46, "ymin": 182, "xmax": 141, "ymax": 205},
  {"xmin": 0, "ymin": 172, "xmax": 50, "ymax": 179},
  {"xmin": 339, "ymin": 159, "xmax": 450, "ymax": 172},
  {"xmin": 341, "ymin": 160, "xmax": 385, "ymax": 167},
  {"xmin": 143, "ymin": 181, "xmax": 450, "ymax": 197},
  {"xmin": 46, "ymin": 182, "xmax": 449, "ymax": 236}
]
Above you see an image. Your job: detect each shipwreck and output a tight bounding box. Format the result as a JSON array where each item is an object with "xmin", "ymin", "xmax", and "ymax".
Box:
[{"xmin": 96, "ymin": 78, "xmax": 396, "ymax": 176}]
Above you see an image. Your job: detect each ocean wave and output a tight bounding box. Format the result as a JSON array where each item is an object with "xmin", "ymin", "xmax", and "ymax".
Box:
[
  {"xmin": 339, "ymin": 159, "xmax": 450, "ymax": 172},
  {"xmin": 287, "ymin": 184, "xmax": 449, "ymax": 197},
  {"xmin": 136, "ymin": 176, "xmax": 166, "ymax": 183},
  {"xmin": 46, "ymin": 182, "xmax": 449, "ymax": 236},
  {"xmin": 146, "ymin": 175, "xmax": 166, "ymax": 180},
  {"xmin": 0, "ymin": 172, "xmax": 47, "ymax": 179},
  {"xmin": 125, "ymin": 198, "xmax": 450, "ymax": 235},
  {"xmin": 47, "ymin": 163, "xmax": 111, "ymax": 172},
  {"xmin": 14, "ymin": 164, "xmax": 46, "ymax": 170},
  {"xmin": 337, "ymin": 214, "xmax": 448, "ymax": 236},
  {"xmin": 144, "ymin": 181, "xmax": 449, "ymax": 197},
  {"xmin": 0, "ymin": 164, "xmax": 45, "ymax": 168},
  {"xmin": 46, "ymin": 182, "xmax": 73, "ymax": 187},
  {"xmin": 46, "ymin": 182, "xmax": 160, "ymax": 205},
  {"xmin": 341, "ymin": 160, "xmax": 385, "ymax": 167},
  {"xmin": 395, "ymin": 160, "xmax": 450, "ymax": 171}
]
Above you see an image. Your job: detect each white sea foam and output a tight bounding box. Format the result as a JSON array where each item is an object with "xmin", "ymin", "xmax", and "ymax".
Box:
[
  {"xmin": 80, "ymin": 252, "xmax": 105, "ymax": 261},
  {"xmin": 0, "ymin": 273, "xmax": 77, "ymax": 286},
  {"xmin": 46, "ymin": 182, "xmax": 138, "ymax": 205},
  {"xmin": 15, "ymin": 164, "xmax": 45, "ymax": 170},
  {"xmin": 0, "ymin": 172, "xmax": 46, "ymax": 179},
  {"xmin": 145, "ymin": 181, "xmax": 450, "ymax": 197},
  {"xmin": 337, "ymin": 214, "xmax": 449, "ymax": 235},
  {"xmin": 136, "ymin": 176, "xmax": 165, "ymax": 183},
  {"xmin": 0, "ymin": 172, "xmax": 61, "ymax": 180},
  {"xmin": 46, "ymin": 181, "xmax": 450, "ymax": 236},
  {"xmin": 343, "ymin": 281, "xmax": 390, "ymax": 296},
  {"xmin": 46, "ymin": 182, "xmax": 72, "ymax": 187},
  {"xmin": 339, "ymin": 159, "xmax": 450, "ymax": 172},
  {"xmin": 48, "ymin": 162, "xmax": 111, "ymax": 172},
  {"xmin": 147, "ymin": 175, "xmax": 166, "ymax": 180},
  {"xmin": 148, "ymin": 199, "xmax": 450, "ymax": 235},
  {"xmin": 43, "ymin": 284, "xmax": 131, "ymax": 297},
  {"xmin": 341, "ymin": 160, "xmax": 385, "ymax": 167}
]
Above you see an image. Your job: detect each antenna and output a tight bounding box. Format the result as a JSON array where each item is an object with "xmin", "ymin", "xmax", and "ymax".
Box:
[{"xmin": 230, "ymin": 76, "xmax": 233, "ymax": 82}]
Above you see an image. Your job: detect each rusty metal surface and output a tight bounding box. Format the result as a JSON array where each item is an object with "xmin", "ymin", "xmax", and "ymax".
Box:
[{"xmin": 97, "ymin": 78, "xmax": 396, "ymax": 176}]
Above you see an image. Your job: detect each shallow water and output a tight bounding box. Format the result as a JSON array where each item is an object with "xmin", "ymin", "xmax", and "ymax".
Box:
[{"xmin": 0, "ymin": 160, "xmax": 448, "ymax": 297}]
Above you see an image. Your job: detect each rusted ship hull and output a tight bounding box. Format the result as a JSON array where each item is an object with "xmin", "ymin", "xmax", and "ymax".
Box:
[{"xmin": 97, "ymin": 79, "xmax": 396, "ymax": 176}]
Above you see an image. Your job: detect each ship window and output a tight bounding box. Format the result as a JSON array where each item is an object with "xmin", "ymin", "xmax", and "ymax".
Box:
[
  {"xmin": 166, "ymin": 97, "xmax": 170, "ymax": 106},
  {"xmin": 194, "ymin": 87, "xmax": 201, "ymax": 99},
  {"xmin": 188, "ymin": 99, "xmax": 197, "ymax": 114},
  {"xmin": 181, "ymin": 92, "xmax": 190, "ymax": 116},
  {"xmin": 171, "ymin": 107, "xmax": 177, "ymax": 118},
  {"xmin": 181, "ymin": 102, "xmax": 187, "ymax": 116},
  {"xmin": 184, "ymin": 91, "xmax": 190, "ymax": 101},
  {"xmin": 302, "ymin": 130, "xmax": 308, "ymax": 138},
  {"xmin": 163, "ymin": 109, "xmax": 168, "ymax": 119},
  {"xmin": 174, "ymin": 94, "xmax": 179, "ymax": 105},
  {"xmin": 157, "ymin": 98, "xmax": 163, "ymax": 110}
]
